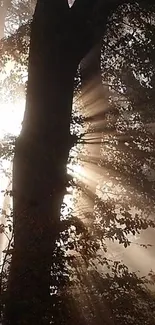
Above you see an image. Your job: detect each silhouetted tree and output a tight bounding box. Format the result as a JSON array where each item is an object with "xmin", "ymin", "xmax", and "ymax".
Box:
[{"xmin": 0, "ymin": 1, "xmax": 155, "ymax": 325}]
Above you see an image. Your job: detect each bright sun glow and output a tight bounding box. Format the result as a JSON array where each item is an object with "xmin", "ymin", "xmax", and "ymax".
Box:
[
  {"xmin": 0, "ymin": 99, "xmax": 25, "ymax": 138},
  {"xmin": 67, "ymin": 162, "xmax": 85, "ymax": 180}
]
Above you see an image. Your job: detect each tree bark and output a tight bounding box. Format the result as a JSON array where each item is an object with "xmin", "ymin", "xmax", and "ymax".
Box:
[{"xmin": 5, "ymin": 2, "xmax": 78, "ymax": 324}]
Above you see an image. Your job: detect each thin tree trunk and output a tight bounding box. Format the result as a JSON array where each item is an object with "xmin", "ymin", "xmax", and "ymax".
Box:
[{"xmin": 0, "ymin": 0, "xmax": 11, "ymax": 39}]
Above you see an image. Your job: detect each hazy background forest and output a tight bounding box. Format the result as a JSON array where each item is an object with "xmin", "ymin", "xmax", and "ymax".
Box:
[{"xmin": 0, "ymin": 0, "xmax": 155, "ymax": 324}]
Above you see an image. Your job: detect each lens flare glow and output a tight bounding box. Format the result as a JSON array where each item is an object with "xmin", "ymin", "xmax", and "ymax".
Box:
[{"xmin": 0, "ymin": 100, "xmax": 25, "ymax": 138}]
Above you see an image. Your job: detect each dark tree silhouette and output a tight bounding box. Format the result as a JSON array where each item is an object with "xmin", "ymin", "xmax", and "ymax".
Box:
[{"xmin": 0, "ymin": 1, "xmax": 155, "ymax": 324}]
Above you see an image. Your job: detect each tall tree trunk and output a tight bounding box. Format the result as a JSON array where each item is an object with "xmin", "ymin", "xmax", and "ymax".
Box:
[
  {"xmin": 5, "ymin": 2, "xmax": 78, "ymax": 324},
  {"xmin": 4, "ymin": 0, "xmax": 119, "ymax": 324}
]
